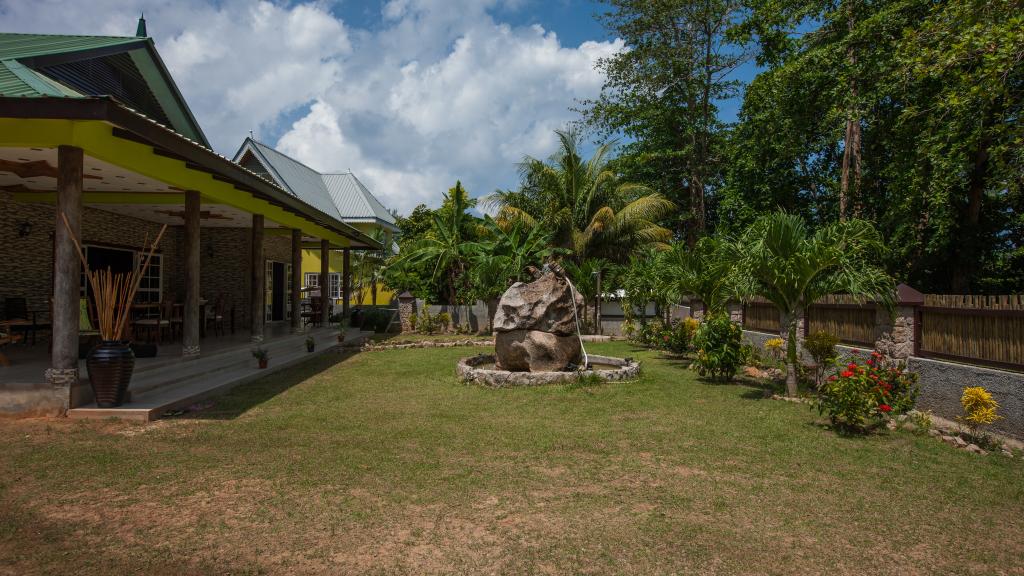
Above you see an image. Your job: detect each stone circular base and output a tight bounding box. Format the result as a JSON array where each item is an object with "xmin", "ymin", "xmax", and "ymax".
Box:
[{"xmin": 457, "ymin": 354, "xmax": 640, "ymax": 388}]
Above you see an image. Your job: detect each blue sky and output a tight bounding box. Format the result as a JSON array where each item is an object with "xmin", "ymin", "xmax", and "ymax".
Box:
[{"xmin": 0, "ymin": 0, "xmax": 759, "ymax": 214}]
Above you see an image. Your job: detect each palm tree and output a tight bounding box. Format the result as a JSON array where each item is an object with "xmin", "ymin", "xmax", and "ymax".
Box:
[
  {"xmin": 735, "ymin": 212, "xmax": 895, "ymax": 396},
  {"xmin": 484, "ymin": 128, "xmax": 675, "ymax": 265},
  {"xmin": 399, "ymin": 182, "xmax": 477, "ymax": 304},
  {"xmin": 658, "ymin": 237, "xmax": 738, "ymax": 317}
]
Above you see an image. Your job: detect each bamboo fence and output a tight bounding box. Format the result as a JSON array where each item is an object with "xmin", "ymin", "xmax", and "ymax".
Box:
[{"xmin": 918, "ymin": 294, "xmax": 1024, "ymax": 369}]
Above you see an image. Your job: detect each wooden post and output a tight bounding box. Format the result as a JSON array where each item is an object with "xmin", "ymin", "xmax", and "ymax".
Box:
[
  {"xmin": 250, "ymin": 214, "xmax": 265, "ymax": 343},
  {"xmin": 291, "ymin": 229, "xmax": 302, "ymax": 334},
  {"xmin": 49, "ymin": 145, "xmax": 83, "ymax": 409},
  {"xmin": 321, "ymin": 239, "xmax": 331, "ymax": 326},
  {"xmin": 182, "ymin": 190, "xmax": 201, "ymax": 358},
  {"xmin": 342, "ymin": 248, "xmax": 351, "ymax": 319}
]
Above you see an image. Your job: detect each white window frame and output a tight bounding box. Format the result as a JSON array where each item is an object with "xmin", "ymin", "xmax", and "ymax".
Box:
[
  {"xmin": 303, "ymin": 272, "xmax": 340, "ymax": 300},
  {"xmin": 79, "ymin": 245, "xmax": 162, "ymax": 303}
]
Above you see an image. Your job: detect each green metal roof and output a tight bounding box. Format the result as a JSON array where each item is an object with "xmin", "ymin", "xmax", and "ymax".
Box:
[
  {"xmin": 234, "ymin": 138, "xmax": 398, "ymax": 232},
  {"xmin": 0, "ymin": 33, "xmax": 144, "ymax": 61},
  {"xmin": 0, "ymin": 32, "xmax": 208, "ymax": 147}
]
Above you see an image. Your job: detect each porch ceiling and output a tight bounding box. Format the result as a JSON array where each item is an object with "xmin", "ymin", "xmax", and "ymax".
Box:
[
  {"xmin": 0, "ymin": 146, "xmax": 299, "ymax": 230},
  {"xmin": 0, "ymin": 97, "xmax": 382, "ymax": 250}
]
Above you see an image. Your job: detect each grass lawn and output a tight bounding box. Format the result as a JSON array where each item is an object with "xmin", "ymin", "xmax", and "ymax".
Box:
[{"xmin": 1, "ymin": 342, "xmax": 1022, "ymax": 575}]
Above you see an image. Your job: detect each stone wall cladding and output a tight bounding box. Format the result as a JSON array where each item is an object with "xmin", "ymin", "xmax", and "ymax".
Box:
[
  {"xmin": 1, "ymin": 194, "xmax": 295, "ymax": 338},
  {"xmin": 0, "ymin": 192, "xmax": 182, "ymax": 323}
]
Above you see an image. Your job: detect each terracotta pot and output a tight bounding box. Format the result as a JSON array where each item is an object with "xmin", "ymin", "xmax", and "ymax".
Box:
[
  {"xmin": 86, "ymin": 340, "xmax": 135, "ymax": 408},
  {"xmin": 258, "ymin": 358, "xmax": 268, "ymax": 369}
]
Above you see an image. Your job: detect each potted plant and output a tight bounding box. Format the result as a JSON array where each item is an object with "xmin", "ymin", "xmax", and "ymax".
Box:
[
  {"xmin": 63, "ymin": 214, "xmax": 166, "ymax": 408},
  {"xmin": 305, "ymin": 336, "xmax": 315, "ymax": 353},
  {"xmin": 252, "ymin": 347, "xmax": 269, "ymax": 369}
]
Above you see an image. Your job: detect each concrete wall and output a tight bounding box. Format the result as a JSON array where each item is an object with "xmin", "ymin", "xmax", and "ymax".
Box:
[
  {"xmin": 423, "ymin": 301, "xmax": 492, "ymax": 334},
  {"xmin": 742, "ymin": 327, "xmax": 1024, "ymax": 440}
]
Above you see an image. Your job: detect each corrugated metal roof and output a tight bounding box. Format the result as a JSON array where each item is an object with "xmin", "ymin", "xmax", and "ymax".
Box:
[
  {"xmin": 322, "ymin": 172, "xmax": 397, "ymax": 228},
  {"xmin": 244, "ymin": 140, "xmax": 347, "ymax": 223},
  {"xmin": 0, "ymin": 33, "xmax": 143, "ymax": 61},
  {"xmin": 236, "ymin": 138, "xmax": 397, "ymax": 231}
]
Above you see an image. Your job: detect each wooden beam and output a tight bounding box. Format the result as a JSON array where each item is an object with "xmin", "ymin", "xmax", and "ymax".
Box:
[
  {"xmin": 321, "ymin": 239, "xmax": 331, "ymax": 326},
  {"xmin": 183, "ymin": 190, "xmax": 201, "ymax": 358},
  {"xmin": 291, "ymin": 229, "xmax": 302, "ymax": 334},
  {"xmin": 251, "ymin": 214, "xmax": 265, "ymax": 343},
  {"xmin": 50, "ymin": 145, "xmax": 82, "ymax": 408}
]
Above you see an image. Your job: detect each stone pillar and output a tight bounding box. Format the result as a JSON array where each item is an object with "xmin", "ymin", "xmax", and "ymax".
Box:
[
  {"xmin": 182, "ymin": 190, "xmax": 201, "ymax": 358},
  {"xmin": 291, "ymin": 229, "xmax": 302, "ymax": 334},
  {"xmin": 321, "ymin": 239, "xmax": 331, "ymax": 326},
  {"xmin": 250, "ymin": 214, "xmax": 265, "ymax": 343},
  {"xmin": 727, "ymin": 301, "xmax": 744, "ymax": 324},
  {"xmin": 874, "ymin": 284, "xmax": 923, "ymax": 360},
  {"xmin": 342, "ymin": 248, "xmax": 351, "ymax": 319},
  {"xmin": 690, "ymin": 299, "xmax": 706, "ymax": 321},
  {"xmin": 48, "ymin": 145, "xmax": 83, "ymax": 410},
  {"xmin": 398, "ymin": 291, "xmax": 416, "ymax": 333}
]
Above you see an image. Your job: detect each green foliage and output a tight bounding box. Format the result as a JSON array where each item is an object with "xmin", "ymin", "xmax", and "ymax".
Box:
[
  {"xmin": 484, "ymin": 128, "xmax": 675, "ymax": 265},
  {"xmin": 658, "ymin": 237, "xmax": 739, "ymax": 315},
  {"xmin": 817, "ymin": 351, "xmax": 919, "ymax": 433},
  {"xmin": 804, "ymin": 331, "xmax": 839, "ymax": 387},
  {"xmin": 692, "ymin": 315, "xmax": 743, "ymax": 381},
  {"xmin": 464, "ymin": 216, "xmax": 565, "ymax": 303},
  {"xmin": 580, "ymin": 0, "xmax": 748, "ymax": 239},
  {"xmin": 436, "ymin": 312, "xmax": 451, "ymax": 333},
  {"xmin": 735, "ymin": 212, "xmax": 894, "ymax": 396}
]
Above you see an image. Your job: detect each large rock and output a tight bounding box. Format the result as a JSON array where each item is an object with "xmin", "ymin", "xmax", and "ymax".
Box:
[
  {"xmin": 492, "ymin": 271, "xmax": 582, "ymax": 336},
  {"xmin": 495, "ymin": 330, "xmax": 582, "ymax": 372}
]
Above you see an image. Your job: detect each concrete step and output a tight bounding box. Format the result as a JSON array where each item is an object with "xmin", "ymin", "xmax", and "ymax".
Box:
[{"xmin": 68, "ymin": 329, "xmax": 347, "ymax": 422}]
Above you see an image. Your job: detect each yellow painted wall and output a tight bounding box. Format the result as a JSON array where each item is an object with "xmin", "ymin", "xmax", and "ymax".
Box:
[{"xmin": 300, "ymin": 249, "xmax": 394, "ymax": 306}]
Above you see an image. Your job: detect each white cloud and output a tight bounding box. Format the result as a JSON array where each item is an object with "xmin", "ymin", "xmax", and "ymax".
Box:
[{"xmin": 0, "ymin": 0, "xmax": 623, "ymax": 215}]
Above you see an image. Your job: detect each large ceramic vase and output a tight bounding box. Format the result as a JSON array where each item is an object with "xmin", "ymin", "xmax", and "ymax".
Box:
[{"xmin": 86, "ymin": 340, "xmax": 135, "ymax": 407}]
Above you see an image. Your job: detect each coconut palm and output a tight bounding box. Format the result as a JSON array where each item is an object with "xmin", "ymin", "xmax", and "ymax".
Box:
[
  {"xmin": 658, "ymin": 236, "xmax": 739, "ymax": 317},
  {"xmin": 484, "ymin": 128, "xmax": 675, "ymax": 265},
  {"xmin": 735, "ymin": 212, "xmax": 895, "ymax": 396}
]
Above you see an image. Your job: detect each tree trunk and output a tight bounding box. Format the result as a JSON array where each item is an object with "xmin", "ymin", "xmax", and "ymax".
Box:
[
  {"xmin": 839, "ymin": 1, "xmax": 861, "ymax": 221},
  {"xmin": 782, "ymin": 310, "xmax": 800, "ymax": 397},
  {"xmin": 950, "ymin": 118, "xmax": 993, "ymax": 292}
]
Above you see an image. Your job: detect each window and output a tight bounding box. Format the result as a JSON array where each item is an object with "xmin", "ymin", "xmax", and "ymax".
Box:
[
  {"xmin": 79, "ymin": 245, "xmax": 161, "ymax": 303},
  {"xmin": 304, "ymin": 272, "xmax": 341, "ymax": 300}
]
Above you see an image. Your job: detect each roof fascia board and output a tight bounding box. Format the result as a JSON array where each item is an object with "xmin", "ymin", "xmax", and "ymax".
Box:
[
  {"xmin": 130, "ymin": 41, "xmax": 209, "ymax": 147},
  {"xmin": 235, "ymin": 139, "xmax": 293, "ymax": 194}
]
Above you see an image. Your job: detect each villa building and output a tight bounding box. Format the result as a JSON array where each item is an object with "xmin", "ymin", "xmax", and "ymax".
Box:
[
  {"xmin": 0, "ymin": 25, "xmax": 387, "ymax": 417},
  {"xmin": 233, "ymin": 138, "xmax": 399, "ymax": 311}
]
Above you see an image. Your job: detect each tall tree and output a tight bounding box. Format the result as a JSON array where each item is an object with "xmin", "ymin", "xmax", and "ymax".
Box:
[{"xmin": 580, "ymin": 0, "xmax": 749, "ymax": 242}]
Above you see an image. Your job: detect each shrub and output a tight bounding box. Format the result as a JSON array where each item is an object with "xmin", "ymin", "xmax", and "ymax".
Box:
[
  {"xmin": 662, "ymin": 317, "xmax": 699, "ymax": 354},
  {"xmin": 692, "ymin": 315, "xmax": 743, "ymax": 381},
  {"xmin": 408, "ymin": 312, "xmax": 418, "ymax": 332},
  {"xmin": 764, "ymin": 337, "xmax": 784, "ymax": 362},
  {"xmin": 634, "ymin": 319, "xmax": 665, "ymax": 348},
  {"xmin": 417, "ymin": 310, "xmax": 437, "ymax": 334},
  {"xmin": 804, "ymin": 331, "xmax": 839, "ymax": 387},
  {"xmin": 817, "ymin": 351, "xmax": 919, "ymax": 433},
  {"xmin": 373, "ymin": 310, "xmax": 392, "ymax": 333},
  {"xmin": 436, "ymin": 311, "xmax": 451, "ymax": 332},
  {"xmin": 958, "ymin": 386, "xmax": 1001, "ymax": 433}
]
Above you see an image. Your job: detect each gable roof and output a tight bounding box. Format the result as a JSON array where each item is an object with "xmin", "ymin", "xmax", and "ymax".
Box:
[
  {"xmin": 0, "ymin": 32, "xmax": 208, "ymax": 147},
  {"xmin": 233, "ymin": 137, "xmax": 398, "ymax": 232}
]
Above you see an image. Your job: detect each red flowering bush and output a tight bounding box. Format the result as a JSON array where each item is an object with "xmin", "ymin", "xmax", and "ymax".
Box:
[{"xmin": 816, "ymin": 351, "xmax": 919, "ymax": 433}]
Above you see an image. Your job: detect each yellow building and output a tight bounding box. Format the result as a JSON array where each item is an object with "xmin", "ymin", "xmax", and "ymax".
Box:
[{"xmin": 233, "ymin": 139, "xmax": 398, "ymax": 310}]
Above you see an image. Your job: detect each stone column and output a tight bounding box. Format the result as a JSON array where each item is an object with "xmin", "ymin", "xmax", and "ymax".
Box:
[
  {"xmin": 690, "ymin": 299, "xmax": 706, "ymax": 321},
  {"xmin": 291, "ymin": 229, "xmax": 302, "ymax": 334},
  {"xmin": 250, "ymin": 214, "xmax": 265, "ymax": 343},
  {"xmin": 182, "ymin": 190, "xmax": 201, "ymax": 358},
  {"xmin": 727, "ymin": 301, "xmax": 744, "ymax": 324},
  {"xmin": 321, "ymin": 239, "xmax": 331, "ymax": 326},
  {"xmin": 342, "ymin": 248, "xmax": 351, "ymax": 319},
  {"xmin": 398, "ymin": 291, "xmax": 416, "ymax": 333},
  {"xmin": 48, "ymin": 145, "xmax": 83, "ymax": 410},
  {"xmin": 874, "ymin": 284, "xmax": 923, "ymax": 360}
]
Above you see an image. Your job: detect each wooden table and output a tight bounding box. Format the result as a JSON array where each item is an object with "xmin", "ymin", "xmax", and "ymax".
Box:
[{"xmin": 131, "ymin": 300, "xmax": 209, "ymax": 338}]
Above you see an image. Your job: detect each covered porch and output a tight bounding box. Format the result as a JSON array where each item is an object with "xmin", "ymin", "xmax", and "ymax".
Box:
[{"xmin": 0, "ymin": 96, "xmax": 377, "ymax": 416}]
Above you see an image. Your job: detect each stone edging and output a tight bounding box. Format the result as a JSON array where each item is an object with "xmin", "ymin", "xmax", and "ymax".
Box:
[
  {"xmin": 343, "ymin": 339, "xmax": 495, "ymax": 351},
  {"xmin": 457, "ymin": 354, "xmax": 640, "ymax": 388}
]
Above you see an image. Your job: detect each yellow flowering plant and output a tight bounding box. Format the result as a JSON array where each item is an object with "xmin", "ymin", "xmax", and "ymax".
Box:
[{"xmin": 958, "ymin": 387, "xmax": 1001, "ymax": 432}]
